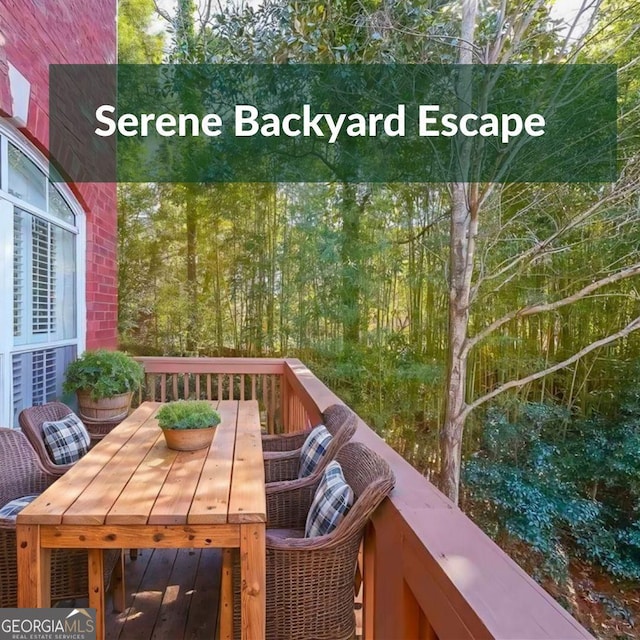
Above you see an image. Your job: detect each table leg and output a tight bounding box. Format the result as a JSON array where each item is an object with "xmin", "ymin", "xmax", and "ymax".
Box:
[
  {"xmin": 17, "ymin": 524, "xmax": 50, "ymax": 607},
  {"xmin": 112, "ymin": 550, "xmax": 126, "ymax": 613},
  {"xmin": 88, "ymin": 549, "xmax": 105, "ymax": 640},
  {"xmin": 219, "ymin": 548, "xmax": 233, "ymax": 639},
  {"xmin": 240, "ymin": 523, "xmax": 265, "ymax": 640}
]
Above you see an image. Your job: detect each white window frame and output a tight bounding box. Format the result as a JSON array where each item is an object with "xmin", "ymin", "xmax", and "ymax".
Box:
[{"xmin": 0, "ymin": 120, "xmax": 86, "ymax": 427}]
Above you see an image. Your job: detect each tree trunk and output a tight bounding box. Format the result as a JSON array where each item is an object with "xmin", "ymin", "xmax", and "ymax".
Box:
[
  {"xmin": 185, "ymin": 185, "xmax": 198, "ymax": 353},
  {"xmin": 340, "ymin": 182, "xmax": 361, "ymax": 347},
  {"xmin": 440, "ymin": 185, "xmax": 473, "ymax": 504},
  {"xmin": 439, "ymin": 0, "xmax": 478, "ymax": 504}
]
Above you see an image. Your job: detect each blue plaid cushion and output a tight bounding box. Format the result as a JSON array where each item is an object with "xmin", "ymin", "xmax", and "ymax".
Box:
[
  {"xmin": 0, "ymin": 494, "xmax": 39, "ymax": 521},
  {"xmin": 305, "ymin": 461, "xmax": 354, "ymax": 537},
  {"xmin": 298, "ymin": 424, "xmax": 332, "ymax": 478},
  {"xmin": 42, "ymin": 412, "xmax": 90, "ymax": 465}
]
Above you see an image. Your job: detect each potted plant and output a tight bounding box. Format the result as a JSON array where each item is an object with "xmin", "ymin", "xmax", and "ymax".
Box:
[
  {"xmin": 63, "ymin": 349, "xmax": 144, "ymax": 424},
  {"xmin": 156, "ymin": 400, "xmax": 221, "ymax": 451}
]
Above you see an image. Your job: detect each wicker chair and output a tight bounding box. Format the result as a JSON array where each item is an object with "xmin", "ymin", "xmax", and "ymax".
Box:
[
  {"xmin": 233, "ymin": 441, "xmax": 394, "ymax": 640},
  {"xmin": 19, "ymin": 402, "xmax": 91, "ymax": 475},
  {"xmin": 263, "ymin": 404, "xmax": 358, "ymax": 483},
  {"xmin": 20, "ymin": 403, "xmax": 136, "ymax": 561},
  {"xmin": 0, "ymin": 427, "xmax": 121, "ymax": 608}
]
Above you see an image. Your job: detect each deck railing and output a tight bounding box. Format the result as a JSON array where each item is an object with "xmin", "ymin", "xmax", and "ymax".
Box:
[
  {"xmin": 135, "ymin": 357, "xmax": 290, "ymax": 435},
  {"xmin": 135, "ymin": 356, "xmax": 593, "ymax": 640}
]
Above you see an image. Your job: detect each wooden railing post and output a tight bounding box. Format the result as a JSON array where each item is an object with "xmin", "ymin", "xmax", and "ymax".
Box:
[
  {"xmin": 281, "ymin": 375, "xmax": 290, "ymax": 432},
  {"xmin": 403, "ymin": 581, "xmax": 437, "ymax": 640},
  {"xmin": 366, "ymin": 506, "xmax": 406, "ymax": 639},
  {"xmin": 362, "ymin": 523, "xmax": 376, "ymax": 640}
]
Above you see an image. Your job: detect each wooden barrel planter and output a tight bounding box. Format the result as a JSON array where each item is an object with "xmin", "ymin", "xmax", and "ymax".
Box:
[{"xmin": 77, "ymin": 391, "xmax": 133, "ymax": 424}]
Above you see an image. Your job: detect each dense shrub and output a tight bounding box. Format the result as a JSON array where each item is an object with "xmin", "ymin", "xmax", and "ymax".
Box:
[{"xmin": 464, "ymin": 398, "xmax": 640, "ymax": 583}]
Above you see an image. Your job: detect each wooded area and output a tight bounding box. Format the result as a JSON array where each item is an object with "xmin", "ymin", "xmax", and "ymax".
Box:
[{"xmin": 118, "ymin": 1, "xmax": 640, "ymax": 635}]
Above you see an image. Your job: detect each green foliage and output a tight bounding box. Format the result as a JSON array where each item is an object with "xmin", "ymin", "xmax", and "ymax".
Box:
[
  {"xmin": 300, "ymin": 338, "xmax": 444, "ymax": 475},
  {"xmin": 210, "ymin": 0, "xmax": 473, "ymax": 65},
  {"xmin": 464, "ymin": 394, "xmax": 640, "ymax": 583},
  {"xmin": 118, "ymin": 0, "xmax": 164, "ymax": 63},
  {"xmin": 156, "ymin": 400, "xmax": 221, "ymax": 430},
  {"xmin": 63, "ymin": 350, "xmax": 144, "ymax": 400},
  {"xmin": 118, "ymin": 0, "xmax": 640, "ymax": 421}
]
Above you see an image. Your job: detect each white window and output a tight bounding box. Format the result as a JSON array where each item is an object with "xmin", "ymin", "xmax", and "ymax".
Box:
[
  {"xmin": 13, "ymin": 208, "xmax": 77, "ymax": 345},
  {"xmin": 0, "ymin": 123, "xmax": 85, "ymax": 426}
]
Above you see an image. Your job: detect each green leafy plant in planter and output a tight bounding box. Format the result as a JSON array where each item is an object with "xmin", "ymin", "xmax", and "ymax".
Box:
[
  {"xmin": 156, "ymin": 401, "xmax": 221, "ymax": 451},
  {"xmin": 63, "ymin": 350, "xmax": 144, "ymax": 423}
]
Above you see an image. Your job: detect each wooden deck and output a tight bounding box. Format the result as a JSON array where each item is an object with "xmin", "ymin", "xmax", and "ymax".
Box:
[{"xmin": 105, "ymin": 548, "xmax": 222, "ymax": 640}]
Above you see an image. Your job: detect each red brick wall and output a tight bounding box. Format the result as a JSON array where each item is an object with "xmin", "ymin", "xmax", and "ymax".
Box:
[{"xmin": 0, "ymin": 0, "xmax": 117, "ymax": 349}]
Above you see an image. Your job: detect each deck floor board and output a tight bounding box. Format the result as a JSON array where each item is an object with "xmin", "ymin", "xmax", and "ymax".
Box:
[{"xmin": 103, "ymin": 548, "xmax": 221, "ymax": 640}]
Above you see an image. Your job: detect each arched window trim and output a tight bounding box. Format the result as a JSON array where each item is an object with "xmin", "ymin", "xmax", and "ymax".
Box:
[{"xmin": 0, "ymin": 120, "xmax": 85, "ymax": 229}]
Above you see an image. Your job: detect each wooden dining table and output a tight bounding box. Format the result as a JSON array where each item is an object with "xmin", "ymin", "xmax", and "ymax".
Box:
[{"xmin": 16, "ymin": 400, "xmax": 266, "ymax": 640}]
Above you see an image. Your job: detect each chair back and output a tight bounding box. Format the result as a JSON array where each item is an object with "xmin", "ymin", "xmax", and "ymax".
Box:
[
  {"xmin": 322, "ymin": 403, "xmax": 357, "ymax": 438},
  {"xmin": 307, "ymin": 404, "xmax": 358, "ymax": 478},
  {"xmin": 327, "ymin": 441, "xmax": 395, "ymax": 541},
  {"xmin": 19, "ymin": 402, "xmax": 76, "ymax": 475},
  {"xmin": 0, "ymin": 428, "xmax": 52, "ymax": 507},
  {"xmin": 337, "ymin": 441, "xmax": 394, "ymax": 500}
]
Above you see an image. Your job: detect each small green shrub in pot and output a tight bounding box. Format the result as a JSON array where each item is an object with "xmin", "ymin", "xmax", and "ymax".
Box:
[
  {"xmin": 63, "ymin": 350, "xmax": 144, "ymax": 423},
  {"xmin": 156, "ymin": 401, "xmax": 221, "ymax": 430},
  {"xmin": 156, "ymin": 401, "xmax": 221, "ymax": 451}
]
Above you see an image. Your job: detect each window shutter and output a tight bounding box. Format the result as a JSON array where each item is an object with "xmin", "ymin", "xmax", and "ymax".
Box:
[
  {"xmin": 13, "ymin": 208, "xmax": 70, "ymax": 344},
  {"xmin": 31, "ymin": 216, "xmax": 56, "ymax": 335},
  {"xmin": 13, "ymin": 211, "xmax": 24, "ymax": 338},
  {"xmin": 31, "ymin": 349, "xmax": 57, "ymax": 404},
  {"xmin": 11, "ymin": 345, "xmax": 76, "ymax": 426},
  {"xmin": 11, "ymin": 356, "xmax": 23, "ymax": 423}
]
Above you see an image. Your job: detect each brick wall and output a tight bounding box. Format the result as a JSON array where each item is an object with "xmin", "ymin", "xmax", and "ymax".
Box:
[{"xmin": 0, "ymin": 0, "xmax": 117, "ymax": 349}]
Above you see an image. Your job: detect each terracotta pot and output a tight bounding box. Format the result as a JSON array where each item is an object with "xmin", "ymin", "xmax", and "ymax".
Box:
[
  {"xmin": 77, "ymin": 391, "xmax": 133, "ymax": 423},
  {"xmin": 161, "ymin": 427, "xmax": 216, "ymax": 451}
]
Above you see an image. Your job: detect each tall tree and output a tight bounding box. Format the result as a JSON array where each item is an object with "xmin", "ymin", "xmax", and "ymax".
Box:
[
  {"xmin": 117, "ymin": 0, "xmax": 164, "ymax": 343},
  {"xmin": 438, "ymin": 0, "xmax": 640, "ymax": 503},
  {"xmin": 440, "ymin": 0, "xmax": 479, "ymax": 503}
]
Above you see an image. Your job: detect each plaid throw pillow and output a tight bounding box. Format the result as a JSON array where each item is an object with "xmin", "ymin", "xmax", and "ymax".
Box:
[
  {"xmin": 298, "ymin": 424, "xmax": 333, "ymax": 478},
  {"xmin": 42, "ymin": 412, "xmax": 90, "ymax": 465},
  {"xmin": 0, "ymin": 494, "xmax": 39, "ymax": 521},
  {"xmin": 305, "ymin": 461, "xmax": 354, "ymax": 537}
]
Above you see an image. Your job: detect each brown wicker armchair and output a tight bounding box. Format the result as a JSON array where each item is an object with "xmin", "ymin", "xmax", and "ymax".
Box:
[
  {"xmin": 234, "ymin": 441, "xmax": 395, "ymax": 640},
  {"xmin": 19, "ymin": 402, "xmax": 83, "ymax": 476},
  {"xmin": 263, "ymin": 404, "xmax": 358, "ymax": 483},
  {"xmin": 0, "ymin": 427, "xmax": 122, "ymax": 608}
]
